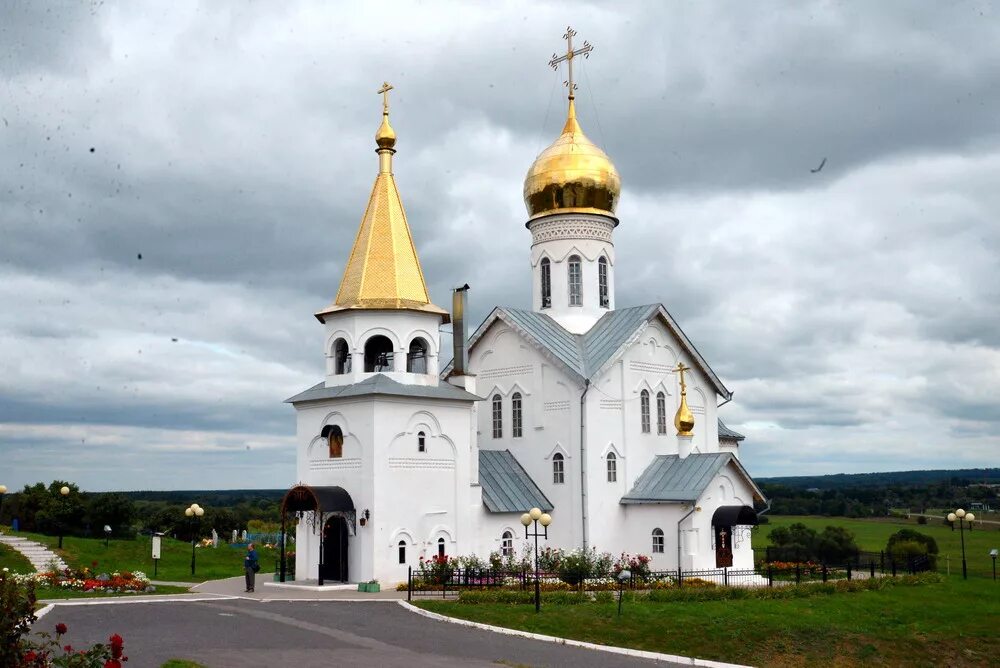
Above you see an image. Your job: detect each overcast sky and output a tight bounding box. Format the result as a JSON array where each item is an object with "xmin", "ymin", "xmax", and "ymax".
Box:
[{"xmin": 1, "ymin": 1, "xmax": 998, "ymax": 492}]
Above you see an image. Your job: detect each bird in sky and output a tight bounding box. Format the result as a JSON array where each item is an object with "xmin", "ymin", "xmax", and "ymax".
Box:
[{"xmin": 811, "ymin": 157, "xmax": 827, "ymax": 173}]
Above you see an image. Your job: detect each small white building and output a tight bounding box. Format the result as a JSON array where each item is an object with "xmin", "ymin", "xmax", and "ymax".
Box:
[{"xmin": 284, "ymin": 70, "xmax": 765, "ymax": 585}]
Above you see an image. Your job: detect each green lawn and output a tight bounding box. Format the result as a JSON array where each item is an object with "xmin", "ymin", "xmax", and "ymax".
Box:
[
  {"xmin": 1, "ymin": 541, "xmax": 35, "ymax": 573},
  {"xmin": 755, "ymin": 515, "xmax": 1000, "ymax": 579},
  {"xmin": 418, "ymin": 577, "xmax": 998, "ymax": 667},
  {"xmin": 10, "ymin": 531, "xmax": 278, "ymax": 583}
]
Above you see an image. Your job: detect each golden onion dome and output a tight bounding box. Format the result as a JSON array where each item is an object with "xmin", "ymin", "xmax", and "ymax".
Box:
[
  {"xmin": 523, "ymin": 98, "xmax": 620, "ymax": 221},
  {"xmin": 375, "ymin": 112, "xmax": 396, "ymax": 150}
]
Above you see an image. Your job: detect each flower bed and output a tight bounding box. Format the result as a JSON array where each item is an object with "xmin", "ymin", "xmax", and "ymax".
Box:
[{"xmin": 7, "ymin": 566, "xmax": 151, "ymax": 594}]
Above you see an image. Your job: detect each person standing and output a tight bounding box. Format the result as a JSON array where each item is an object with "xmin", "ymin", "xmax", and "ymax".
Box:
[{"xmin": 244, "ymin": 543, "xmax": 259, "ymax": 592}]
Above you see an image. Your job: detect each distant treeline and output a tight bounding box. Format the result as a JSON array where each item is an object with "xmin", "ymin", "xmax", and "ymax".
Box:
[
  {"xmin": 759, "ymin": 468, "xmax": 1000, "ymax": 490},
  {"xmin": 760, "ymin": 469, "xmax": 999, "ymax": 517}
]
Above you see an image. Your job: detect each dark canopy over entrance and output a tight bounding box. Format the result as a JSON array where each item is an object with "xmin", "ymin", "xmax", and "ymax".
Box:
[
  {"xmin": 279, "ymin": 484, "xmax": 355, "ymax": 584},
  {"xmin": 711, "ymin": 505, "xmax": 757, "ymax": 569},
  {"xmin": 712, "ymin": 505, "xmax": 758, "ymax": 527}
]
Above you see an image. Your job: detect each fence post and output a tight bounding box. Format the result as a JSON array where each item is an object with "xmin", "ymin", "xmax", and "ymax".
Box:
[
  {"xmin": 767, "ymin": 565, "xmax": 773, "ymax": 587},
  {"xmin": 880, "ymin": 550, "xmax": 885, "ymax": 573},
  {"xmin": 870, "ymin": 560, "xmax": 875, "ymax": 579},
  {"xmin": 795, "ymin": 563, "xmax": 801, "ymax": 584},
  {"xmin": 847, "ymin": 562, "xmax": 852, "ymax": 581},
  {"xmin": 678, "ymin": 567, "xmax": 683, "ymax": 588},
  {"xmin": 724, "ymin": 567, "xmax": 728, "ymax": 587},
  {"xmin": 443, "ymin": 570, "xmax": 447, "ymax": 599},
  {"xmin": 407, "ymin": 565, "xmax": 412, "ymax": 602},
  {"xmin": 822, "ymin": 563, "xmax": 827, "ymax": 583}
]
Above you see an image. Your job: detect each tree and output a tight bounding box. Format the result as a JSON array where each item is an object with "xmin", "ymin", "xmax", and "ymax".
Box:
[
  {"xmin": 33, "ymin": 481, "xmax": 85, "ymax": 538},
  {"xmin": 767, "ymin": 522, "xmax": 818, "ymax": 561},
  {"xmin": 886, "ymin": 529, "xmax": 938, "ymax": 568},
  {"xmin": 814, "ymin": 526, "xmax": 859, "ymax": 563},
  {"xmin": 86, "ymin": 494, "xmax": 137, "ymax": 538}
]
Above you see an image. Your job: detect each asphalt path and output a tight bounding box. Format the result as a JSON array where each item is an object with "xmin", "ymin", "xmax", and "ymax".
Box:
[{"xmin": 39, "ymin": 598, "xmax": 688, "ymax": 667}]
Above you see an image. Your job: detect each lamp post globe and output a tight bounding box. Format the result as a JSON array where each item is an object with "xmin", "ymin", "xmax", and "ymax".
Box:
[
  {"xmin": 529, "ymin": 507, "xmax": 542, "ymax": 521},
  {"xmin": 185, "ymin": 507, "xmax": 194, "ymax": 517},
  {"xmin": 520, "ymin": 513, "xmax": 531, "ymax": 527},
  {"xmin": 195, "ymin": 507, "xmax": 205, "ymax": 517},
  {"xmin": 966, "ymin": 513, "xmax": 975, "ymax": 523},
  {"xmin": 540, "ymin": 513, "xmax": 552, "ymax": 527},
  {"xmin": 947, "ymin": 512, "xmax": 956, "ymax": 523},
  {"xmin": 955, "ymin": 508, "xmax": 965, "ymax": 518},
  {"xmin": 60, "ymin": 486, "xmax": 69, "ymax": 496},
  {"xmin": 0, "ymin": 484, "xmax": 7, "ymax": 494}
]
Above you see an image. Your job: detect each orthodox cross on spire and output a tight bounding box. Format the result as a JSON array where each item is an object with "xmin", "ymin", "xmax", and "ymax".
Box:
[
  {"xmin": 377, "ymin": 81, "xmax": 394, "ymax": 114},
  {"xmin": 548, "ymin": 26, "xmax": 593, "ymax": 100},
  {"xmin": 675, "ymin": 362, "xmax": 690, "ymax": 395}
]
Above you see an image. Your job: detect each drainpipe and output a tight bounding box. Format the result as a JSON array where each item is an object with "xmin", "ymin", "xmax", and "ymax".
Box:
[
  {"xmin": 677, "ymin": 504, "xmax": 697, "ymax": 572},
  {"xmin": 579, "ymin": 379, "xmax": 591, "ymax": 550}
]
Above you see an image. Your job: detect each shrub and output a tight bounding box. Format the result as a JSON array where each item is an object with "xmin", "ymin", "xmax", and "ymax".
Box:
[
  {"xmin": 1, "ymin": 573, "xmax": 36, "ymax": 666},
  {"xmin": 886, "ymin": 529, "xmax": 938, "ymax": 568},
  {"xmin": 815, "ymin": 526, "xmax": 859, "ymax": 563},
  {"xmin": 916, "ymin": 515, "xmax": 928, "ymax": 525}
]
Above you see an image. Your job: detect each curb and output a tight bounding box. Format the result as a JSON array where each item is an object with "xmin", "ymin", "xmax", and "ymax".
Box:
[{"xmin": 397, "ymin": 600, "xmax": 754, "ymax": 668}]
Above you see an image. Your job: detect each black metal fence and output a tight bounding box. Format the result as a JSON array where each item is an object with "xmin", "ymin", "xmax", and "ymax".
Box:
[
  {"xmin": 404, "ymin": 558, "xmax": 933, "ymax": 600},
  {"xmin": 752, "ymin": 547, "xmax": 934, "ymax": 575}
]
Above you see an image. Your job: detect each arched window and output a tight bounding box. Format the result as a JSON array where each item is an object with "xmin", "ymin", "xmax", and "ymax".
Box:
[
  {"xmin": 598, "ymin": 257, "xmax": 609, "ymax": 308},
  {"xmin": 656, "ymin": 392, "xmax": 667, "ymax": 435},
  {"xmin": 568, "ymin": 255, "xmax": 582, "ymax": 306},
  {"xmin": 322, "ymin": 425, "xmax": 344, "ymax": 459},
  {"xmin": 364, "ymin": 335, "xmax": 394, "ymax": 372},
  {"xmin": 417, "ymin": 431, "xmax": 426, "ymax": 453},
  {"xmin": 652, "ymin": 528, "xmax": 664, "ymax": 553},
  {"xmin": 398, "ymin": 540, "xmax": 406, "ymax": 564},
  {"xmin": 437, "ymin": 537, "xmax": 446, "ymax": 558},
  {"xmin": 333, "ymin": 338, "xmax": 351, "ymax": 374},
  {"xmin": 501, "ymin": 530, "xmax": 513, "ymax": 557},
  {"xmin": 406, "ymin": 338, "xmax": 428, "ymax": 373},
  {"xmin": 606, "ymin": 452, "xmax": 617, "ymax": 482},
  {"xmin": 540, "ymin": 258, "xmax": 552, "ymax": 308},
  {"xmin": 492, "ymin": 394, "xmax": 503, "ymax": 438},
  {"xmin": 640, "ymin": 390, "xmax": 651, "ymax": 433},
  {"xmin": 552, "ymin": 453, "xmax": 565, "ymax": 484},
  {"xmin": 511, "ymin": 392, "xmax": 523, "ymax": 438}
]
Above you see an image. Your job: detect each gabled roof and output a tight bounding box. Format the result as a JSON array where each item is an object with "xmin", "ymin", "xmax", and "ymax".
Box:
[
  {"xmin": 621, "ymin": 453, "xmax": 766, "ymax": 505},
  {"xmin": 285, "ymin": 374, "xmax": 481, "ymax": 405},
  {"xmin": 448, "ymin": 304, "xmax": 730, "ymax": 399},
  {"xmin": 479, "ymin": 449, "xmax": 553, "ymax": 513},
  {"xmin": 718, "ymin": 419, "xmax": 746, "ymax": 442}
]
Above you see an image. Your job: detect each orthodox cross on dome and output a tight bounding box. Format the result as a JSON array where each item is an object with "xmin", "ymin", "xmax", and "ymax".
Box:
[
  {"xmin": 548, "ymin": 26, "xmax": 593, "ymax": 100},
  {"xmin": 674, "ymin": 361, "xmax": 695, "ymax": 437},
  {"xmin": 377, "ymin": 81, "xmax": 393, "ymax": 113}
]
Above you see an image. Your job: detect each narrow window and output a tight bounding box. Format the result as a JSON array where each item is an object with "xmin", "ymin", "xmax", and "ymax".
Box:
[
  {"xmin": 640, "ymin": 390, "xmax": 651, "ymax": 434},
  {"xmin": 334, "ymin": 338, "xmax": 351, "ymax": 374},
  {"xmin": 656, "ymin": 392, "xmax": 667, "ymax": 435},
  {"xmin": 364, "ymin": 335, "xmax": 394, "ymax": 372},
  {"xmin": 406, "ymin": 338, "xmax": 428, "ymax": 373},
  {"xmin": 652, "ymin": 528, "xmax": 664, "ymax": 553},
  {"xmin": 540, "ymin": 258, "xmax": 552, "ymax": 308},
  {"xmin": 552, "ymin": 453, "xmax": 565, "ymax": 484},
  {"xmin": 598, "ymin": 257, "xmax": 609, "ymax": 308},
  {"xmin": 437, "ymin": 537, "xmax": 446, "ymax": 558},
  {"xmin": 606, "ymin": 452, "xmax": 617, "ymax": 482},
  {"xmin": 398, "ymin": 540, "xmax": 406, "ymax": 564},
  {"xmin": 568, "ymin": 255, "xmax": 582, "ymax": 306},
  {"xmin": 417, "ymin": 431, "xmax": 426, "ymax": 453},
  {"xmin": 492, "ymin": 394, "xmax": 503, "ymax": 438},
  {"xmin": 323, "ymin": 425, "xmax": 344, "ymax": 458},
  {"xmin": 501, "ymin": 530, "xmax": 513, "ymax": 557},
  {"xmin": 511, "ymin": 392, "xmax": 523, "ymax": 438}
]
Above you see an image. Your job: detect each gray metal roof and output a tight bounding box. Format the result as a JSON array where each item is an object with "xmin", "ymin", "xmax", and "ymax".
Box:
[
  {"xmin": 479, "ymin": 449, "xmax": 553, "ymax": 513},
  {"xmin": 285, "ymin": 374, "xmax": 482, "ymax": 405},
  {"xmin": 621, "ymin": 453, "xmax": 766, "ymax": 504},
  {"xmin": 718, "ymin": 419, "xmax": 746, "ymax": 441},
  {"xmin": 448, "ymin": 304, "xmax": 731, "ymax": 399}
]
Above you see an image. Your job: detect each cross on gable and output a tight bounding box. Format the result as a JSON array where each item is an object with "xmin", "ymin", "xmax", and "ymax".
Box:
[{"xmin": 547, "ymin": 26, "xmax": 594, "ymax": 98}]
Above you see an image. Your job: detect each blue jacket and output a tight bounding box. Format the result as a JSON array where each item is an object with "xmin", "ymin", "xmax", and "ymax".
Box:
[{"xmin": 245, "ymin": 549, "xmax": 258, "ymax": 569}]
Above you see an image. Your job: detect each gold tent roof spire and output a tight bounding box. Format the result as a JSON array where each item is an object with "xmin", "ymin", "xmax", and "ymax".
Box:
[{"xmin": 316, "ymin": 82, "xmax": 448, "ymax": 323}]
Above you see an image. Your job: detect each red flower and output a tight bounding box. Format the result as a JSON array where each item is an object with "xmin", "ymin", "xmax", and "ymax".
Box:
[
  {"xmin": 109, "ymin": 634, "xmax": 125, "ymax": 659},
  {"xmin": 25, "ymin": 651, "xmax": 37, "ymax": 661},
  {"xmin": 55, "ymin": 622, "xmax": 68, "ymax": 635},
  {"xmin": 105, "ymin": 660, "xmax": 122, "ymax": 668},
  {"xmin": 64, "ymin": 645, "xmax": 73, "ymax": 652}
]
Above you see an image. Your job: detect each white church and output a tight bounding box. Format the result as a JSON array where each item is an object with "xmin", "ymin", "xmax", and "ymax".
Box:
[{"xmin": 281, "ymin": 36, "xmax": 765, "ymax": 585}]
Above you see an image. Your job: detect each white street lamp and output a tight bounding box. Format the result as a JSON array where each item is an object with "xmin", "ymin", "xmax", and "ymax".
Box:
[
  {"xmin": 949, "ymin": 507, "xmax": 975, "ymax": 579},
  {"xmin": 522, "ymin": 506, "xmax": 551, "ymax": 613},
  {"xmin": 186, "ymin": 503, "xmax": 206, "ymax": 576}
]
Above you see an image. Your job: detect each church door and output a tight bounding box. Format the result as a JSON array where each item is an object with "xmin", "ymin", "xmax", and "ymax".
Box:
[
  {"xmin": 714, "ymin": 525, "xmax": 733, "ymax": 568},
  {"xmin": 321, "ymin": 516, "xmax": 349, "ymax": 582}
]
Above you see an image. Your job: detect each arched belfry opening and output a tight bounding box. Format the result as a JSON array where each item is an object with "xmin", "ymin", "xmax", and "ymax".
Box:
[
  {"xmin": 321, "ymin": 424, "xmax": 344, "ymax": 458},
  {"xmin": 406, "ymin": 337, "xmax": 428, "ymax": 373},
  {"xmin": 279, "ymin": 484, "xmax": 356, "ymax": 585},
  {"xmin": 364, "ymin": 335, "xmax": 394, "ymax": 372}
]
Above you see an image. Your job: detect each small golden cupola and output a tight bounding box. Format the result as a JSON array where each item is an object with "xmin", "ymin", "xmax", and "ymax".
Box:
[
  {"xmin": 315, "ymin": 82, "xmax": 448, "ymax": 323},
  {"xmin": 674, "ymin": 362, "xmax": 695, "ymax": 437},
  {"xmin": 523, "ymin": 29, "xmax": 621, "ymax": 221}
]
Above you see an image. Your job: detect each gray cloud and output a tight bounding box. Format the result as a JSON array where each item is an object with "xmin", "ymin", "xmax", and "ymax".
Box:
[{"xmin": 1, "ymin": 0, "xmax": 998, "ymax": 490}]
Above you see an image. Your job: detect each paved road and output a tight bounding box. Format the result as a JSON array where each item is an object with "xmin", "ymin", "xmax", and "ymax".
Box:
[{"xmin": 40, "ymin": 599, "xmax": 687, "ymax": 667}]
